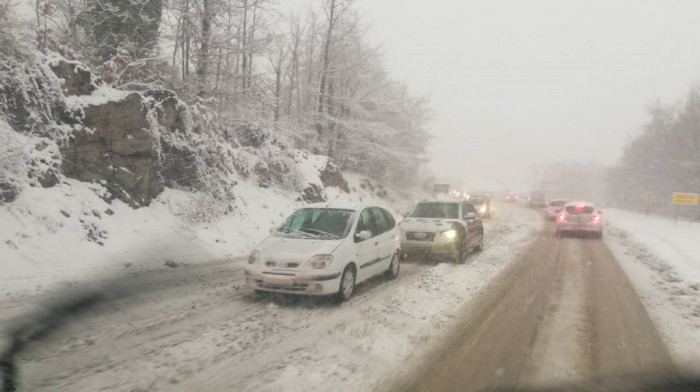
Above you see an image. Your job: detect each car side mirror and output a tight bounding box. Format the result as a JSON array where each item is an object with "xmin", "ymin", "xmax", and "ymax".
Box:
[
  {"xmin": 464, "ymin": 212, "xmax": 477, "ymax": 220},
  {"xmin": 355, "ymin": 230, "xmax": 372, "ymax": 241}
]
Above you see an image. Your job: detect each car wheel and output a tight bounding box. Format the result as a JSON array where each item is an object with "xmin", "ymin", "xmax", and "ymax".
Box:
[
  {"xmin": 454, "ymin": 239, "xmax": 466, "ymax": 264},
  {"xmin": 474, "ymin": 233, "xmax": 484, "ymax": 252},
  {"xmin": 335, "ymin": 265, "xmax": 356, "ymax": 302},
  {"xmin": 386, "ymin": 252, "xmax": 400, "ymax": 280},
  {"xmin": 254, "ymin": 289, "xmax": 270, "ymax": 300}
]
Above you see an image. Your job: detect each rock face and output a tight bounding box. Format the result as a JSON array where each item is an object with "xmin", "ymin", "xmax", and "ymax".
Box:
[
  {"xmin": 319, "ymin": 162, "xmax": 349, "ymax": 193},
  {"xmin": 62, "ymin": 92, "xmax": 162, "ymax": 206},
  {"xmin": 49, "ymin": 60, "xmax": 100, "ymax": 96},
  {"xmin": 299, "ymin": 183, "xmax": 326, "ymax": 203}
]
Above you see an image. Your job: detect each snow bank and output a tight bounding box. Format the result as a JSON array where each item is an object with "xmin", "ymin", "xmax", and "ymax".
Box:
[
  {"xmin": 0, "ymin": 169, "xmax": 412, "ymax": 297},
  {"xmin": 604, "ymin": 208, "xmax": 700, "ymax": 375}
]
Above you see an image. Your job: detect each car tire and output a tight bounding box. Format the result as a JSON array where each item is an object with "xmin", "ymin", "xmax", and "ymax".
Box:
[
  {"xmin": 335, "ymin": 265, "xmax": 356, "ymax": 303},
  {"xmin": 254, "ymin": 289, "xmax": 270, "ymax": 300},
  {"xmin": 385, "ymin": 252, "xmax": 400, "ymax": 280},
  {"xmin": 454, "ymin": 239, "xmax": 466, "ymax": 264},
  {"xmin": 474, "ymin": 233, "xmax": 484, "ymax": 252}
]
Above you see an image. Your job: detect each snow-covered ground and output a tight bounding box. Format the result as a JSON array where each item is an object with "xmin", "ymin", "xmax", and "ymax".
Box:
[
  {"xmin": 0, "ymin": 167, "xmax": 415, "ymax": 298},
  {"xmin": 604, "ymin": 208, "xmax": 700, "ymax": 375},
  {"xmin": 4, "ymin": 202, "xmax": 541, "ymax": 391}
]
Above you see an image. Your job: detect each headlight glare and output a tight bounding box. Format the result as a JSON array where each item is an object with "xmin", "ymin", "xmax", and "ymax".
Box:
[
  {"xmin": 307, "ymin": 254, "xmax": 333, "ymax": 269},
  {"xmin": 443, "ymin": 229, "xmax": 457, "ymax": 239}
]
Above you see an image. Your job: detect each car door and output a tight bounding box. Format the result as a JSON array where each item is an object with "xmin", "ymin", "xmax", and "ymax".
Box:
[
  {"xmin": 354, "ymin": 208, "xmax": 379, "ymax": 282},
  {"xmin": 368, "ymin": 208, "xmax": 395, "ymax": 276},
  {"xmin": 462, "ymin": 202, "xmax": 482, "ymax": 248}
]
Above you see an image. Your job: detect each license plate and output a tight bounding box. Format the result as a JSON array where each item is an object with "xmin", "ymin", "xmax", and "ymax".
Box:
[
  {"xmin": 413, "ymin": 232, "xmax": 427, "ymax": 239},
  {"xmin": 263, "ymin": 277, "xmax": 294, "ymax": 286}
]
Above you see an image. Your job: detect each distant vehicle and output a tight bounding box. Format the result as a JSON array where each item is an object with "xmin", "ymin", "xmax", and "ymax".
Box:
[
  {"xmin": 505, "ymin": 192, "xmax": 518, "ymax": 202},
  {"xmin": 469, "ymin": 194, "xmax": 492, "ymax": 218},
  {"xmin": 245, "ymin": 204, "xmax": 401, "ymax": 302},
  {"xmin": 546, "ymin": 199, "xmax": 567, "ymax": 219},
  {"xmin": 556, "ymin": 201, "xmax": 603, "ymax": 239},
  {"xmin": 399, "ymin": 199, "xmax": 484, "ymax": 263},
  {"xmin": 527, "ymin": 191, "xmax": 547, "ymax": 208}
]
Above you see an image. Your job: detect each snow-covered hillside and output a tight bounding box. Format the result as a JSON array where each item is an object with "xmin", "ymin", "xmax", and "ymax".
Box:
[{"xmin": 0, "ymin": 162, "xmax": 417, "ymax": 297}]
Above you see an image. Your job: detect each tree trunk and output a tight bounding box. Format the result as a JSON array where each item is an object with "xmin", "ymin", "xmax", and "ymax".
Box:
[
  {"xmin": 196, "ymin": 0, "xmax": 211, "ymax": 97},
  {"xmin": 318, "ymin": 0, "xmax": 336, "ymax": 114}
]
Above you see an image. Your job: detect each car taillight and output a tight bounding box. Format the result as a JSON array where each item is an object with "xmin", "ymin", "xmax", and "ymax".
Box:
[
  {"xmin": 528, "ymin": 196, "xmax": 532, "ymax": 201},
  {"xmin": 590, "ymin": 215, "xmax": 601, "ymax": 223},
  {"xmin": 558, "ymin": 214, "xmax": 568, "ymax": 222}
]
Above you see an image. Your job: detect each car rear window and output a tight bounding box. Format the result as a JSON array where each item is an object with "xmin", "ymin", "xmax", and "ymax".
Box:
[
  {"xmin": 469, "ymin": 197, "xmax": 485, "ymax": 205},
  {"xmin": 549, "ymin": 200, "xmax": 566, "ymax": 207},
  {"xmin": 565, "ymin": 205, "xmax": 594, "ymax": 214},
  {"xmin": 411, "ymin": 202, "xmax": 459, "ymax": 219}
]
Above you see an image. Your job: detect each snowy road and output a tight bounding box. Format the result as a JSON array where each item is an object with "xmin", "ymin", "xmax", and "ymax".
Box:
[
  {"xmin": 385, "ymin": 218, "xmax": 678, "ymax": 392},
  {"xmin": 4, "ymin": 202, "xmax": 541, "ymax": 392}
]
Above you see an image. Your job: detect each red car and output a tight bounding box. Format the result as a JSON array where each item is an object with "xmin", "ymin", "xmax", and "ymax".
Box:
[{"xmin": 505, "ymin": 192, "xmax": 518, "ymax": 202}]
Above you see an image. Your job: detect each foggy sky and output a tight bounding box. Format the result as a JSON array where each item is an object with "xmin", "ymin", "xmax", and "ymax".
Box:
[{"xmin": 355, "ymin": 0, "xmax": 700, "ymax": 191}]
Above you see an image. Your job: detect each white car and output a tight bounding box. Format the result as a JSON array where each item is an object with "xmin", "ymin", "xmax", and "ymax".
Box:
[
  {"xmin": 244, "ymin": 204, "xmax": 401, "ymax": 302},
  {"xmin": 555, "ymin": 201, "xmax": 603, "ymax": 238},
  {"xmin": 399, "ymin": 199, "xmax": 484, "ymax": 263}
]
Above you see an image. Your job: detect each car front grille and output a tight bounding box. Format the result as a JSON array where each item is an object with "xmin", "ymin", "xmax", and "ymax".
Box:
[
  {"xmin": 406, "ymin": 232, "xmax": 436, "ymax": 241},
  {"xmin": 254, "ymin": 279, "xmax": 308, "ymax": 291},
  {"xmin": 265, "ymin": 261, "xmax": 300, "ymax": 268}
]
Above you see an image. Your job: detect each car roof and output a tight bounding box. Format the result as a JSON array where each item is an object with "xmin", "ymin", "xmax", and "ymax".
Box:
[
  {"xmin": 549, "ymin": 199, "xmax": 567, "ymax": 203},
  {"xmin": 564, "ymin": 201, "xmax": 595, "ymax": 207},
  {"xmin": 418, "ymin": 198, "xmax": 462, "ymax": 204},
  {"xmin": 302, "ymin": 201, "xmax": 391, "ymax": 211}
]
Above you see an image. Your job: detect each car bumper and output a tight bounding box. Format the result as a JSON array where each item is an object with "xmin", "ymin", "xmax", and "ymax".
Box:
[
  {"xmin": 556, "ymin": 222, "xmax": 602, "ymax": 233},
  {"xmin": 401, "ymin": 239, "xmax": 459, "ymax": 258},
  {"xmin": 243, "ymin": 267, "xmax": 342, "ymax": 295}
]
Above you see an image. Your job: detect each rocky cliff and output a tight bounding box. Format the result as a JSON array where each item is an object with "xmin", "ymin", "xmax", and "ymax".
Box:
[{"xmin": 1, "ymin": 53, "xmax": 349, "ymax": 209}]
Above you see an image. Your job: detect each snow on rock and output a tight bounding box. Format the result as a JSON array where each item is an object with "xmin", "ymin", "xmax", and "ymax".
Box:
[{"xmin": 604, "ymin": 208, "xmax": 700, "ymax": 375}]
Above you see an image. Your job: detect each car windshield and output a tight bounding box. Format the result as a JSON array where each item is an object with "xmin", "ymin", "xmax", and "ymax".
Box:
[
  {"xmin": 276, "ymin": 208, "xmax": 354, "ymax": 239},
  {"xmin": 411, "ymin": 202, "xmax": 459, "ymax": 219}
]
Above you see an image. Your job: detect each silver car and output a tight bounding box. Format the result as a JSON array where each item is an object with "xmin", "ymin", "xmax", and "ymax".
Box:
[
  {"xmin": 546, "ymin": 199, "xmax": 567, "ymax": 220},
  {"xmin": 555, "ymin": 201, "xmax": 603, "ymax": 238}
]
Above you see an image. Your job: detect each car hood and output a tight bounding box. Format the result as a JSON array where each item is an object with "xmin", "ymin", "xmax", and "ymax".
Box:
[
  {"xmin": 399, "ymin": 217, "xmax": 461, "ymax": 232},
  {"xmin": 257, "ymin": 235, "xmax": 344, "ymax": 262}
]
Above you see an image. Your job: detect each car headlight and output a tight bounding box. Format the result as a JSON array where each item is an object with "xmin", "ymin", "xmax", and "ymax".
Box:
[
  {"xmin": 479, "ymin": 205, "xmax": 487, "ymax": 213},
  {"xmin": 442, "ymin": 229, "xmax": 457, "ymax": 239},
  {"xmin": 248, "ymin": 250, "xmax": 261, "ymax": 264},
  {"xmin": 307, "ymin": 254, "xmax": 333, "ymax": 269}
]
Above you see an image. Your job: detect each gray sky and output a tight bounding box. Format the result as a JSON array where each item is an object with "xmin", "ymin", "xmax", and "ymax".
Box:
[{"xmin": 354, "ymin": 0, "xmax": 700, "ymax": 190}]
